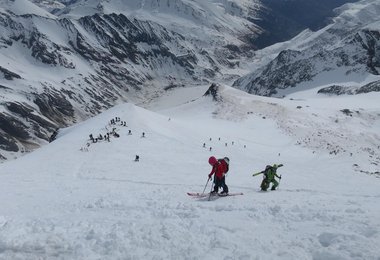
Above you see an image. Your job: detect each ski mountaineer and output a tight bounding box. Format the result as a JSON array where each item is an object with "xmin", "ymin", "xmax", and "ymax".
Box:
[
  {"xmin": 254, "ymin": 164, "xmax": 283, "ymax": 191},
  {"xmin": 208, "ymin": 156, "xmax": 229, "ymax": 195}
]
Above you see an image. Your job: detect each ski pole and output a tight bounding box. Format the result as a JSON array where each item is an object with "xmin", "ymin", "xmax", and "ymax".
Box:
[
  {"xmin": 208, "ymin": 179, "xmax": 215, "ymax": 201},
  {"xmin": 252, "ymin": 172, "xmax": 262, "ymax": 177},
  {"xmin": 201, "ymin": 178, "xmax": 210, "ymax": 195}
]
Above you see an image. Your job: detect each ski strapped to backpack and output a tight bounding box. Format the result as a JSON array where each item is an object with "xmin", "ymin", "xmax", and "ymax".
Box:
[{"xmin": 252, "ymin": 164, "xmax": 283, "ymax": 177}]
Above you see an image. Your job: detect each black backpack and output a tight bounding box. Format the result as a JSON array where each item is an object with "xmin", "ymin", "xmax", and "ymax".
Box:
[{"xmin": 263, "ymin": 165, "xmax": 272, "ymax": 177}]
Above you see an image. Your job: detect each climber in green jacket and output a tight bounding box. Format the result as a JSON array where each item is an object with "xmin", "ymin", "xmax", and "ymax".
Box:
[{"xmin": 253, "ymin": 164, "xmax": 283, "ymax": 191}]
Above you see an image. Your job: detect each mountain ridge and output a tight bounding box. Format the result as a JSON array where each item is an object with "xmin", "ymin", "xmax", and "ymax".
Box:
[
  {"xmin": 0, "ymin": 0, "xmax": 376, "ymax": 160},
  {"xmin": 232, "ymin": 0, "xmax": 380, "ymax": 97}
]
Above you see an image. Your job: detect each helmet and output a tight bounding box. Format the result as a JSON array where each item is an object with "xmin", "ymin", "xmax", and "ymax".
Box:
[
  {"xmin": 208, "ymin": 156, "xmax": 217, "ymax": 165},
  {"xmin": 273, "ymin": 164, "xmax": 277, "ymax": 168},
  {"xmin": 265, "ymin": 165, "xmax": 272, "ymax": 170}
]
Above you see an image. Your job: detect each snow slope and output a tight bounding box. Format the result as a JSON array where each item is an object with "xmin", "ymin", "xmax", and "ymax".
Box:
[{"xmin": 0, "ymin": 85, "xmax": 379, "ymax": 259}]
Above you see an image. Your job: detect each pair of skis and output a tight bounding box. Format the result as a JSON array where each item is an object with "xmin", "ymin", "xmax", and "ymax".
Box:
[
  {"xmin": 187, "ymin": 192, "xmax": 243, "ymax": 198},
  {"xmin": 188, "ymin": 177, "xmax": 243, "ymax": 200}
]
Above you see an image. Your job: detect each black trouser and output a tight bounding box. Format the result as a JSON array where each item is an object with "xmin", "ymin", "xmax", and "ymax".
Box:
[
  {"xmin": 260, "ymin": 179, "xmax": 269, "ymax": 191},
  {"xmin": 213, "ymin": 176, "xmax": 228, "ymax": 193}
]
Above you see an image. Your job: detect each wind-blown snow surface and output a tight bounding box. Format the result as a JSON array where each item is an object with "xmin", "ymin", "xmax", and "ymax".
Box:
[{"xmin": 0, "ymin": 86, "xmax": 379, "ymax": 259}]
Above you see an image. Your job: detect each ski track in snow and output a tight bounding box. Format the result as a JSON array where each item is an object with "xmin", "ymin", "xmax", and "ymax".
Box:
[{"xmin": 0, "ymin": 86, "xmax": 379, "ymax": 259}]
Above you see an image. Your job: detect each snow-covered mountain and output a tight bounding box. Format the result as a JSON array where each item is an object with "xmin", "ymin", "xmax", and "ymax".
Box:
[
  {"xmin": 1, "ymin": 1, "xmax": 379, "ymax": 257},
  {"xmin": 0, "ymin": 0, "xmax": 262, "ymax": 160},
  {"xmin": 0, "ymin": 84, "xmax": 379, "ymax": 259},
  {"xmin": 233, "ymin": 0, "xmax": 380, "ymax": 97},
  {"xmin": 0, "ymin": 0, "xmax": 374, "ymax": 161}
]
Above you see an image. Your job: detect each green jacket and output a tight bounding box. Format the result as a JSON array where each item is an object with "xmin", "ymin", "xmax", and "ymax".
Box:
[{"xmin": 261, "ymin": 164, "xmax": 283, "ymax": 181}]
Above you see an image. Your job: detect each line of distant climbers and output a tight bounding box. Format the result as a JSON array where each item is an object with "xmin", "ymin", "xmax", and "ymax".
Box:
[{"xmin": 203, "ymin": 137, "xmax": 247, "ymax": 151}]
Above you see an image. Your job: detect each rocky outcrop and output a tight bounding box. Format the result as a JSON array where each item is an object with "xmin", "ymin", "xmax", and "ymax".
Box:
[
  {"xmin": 0, "ymin": 100, "xmax": 62, "ymax": 156},
  {"xmin": 0, "ymin": 66, "xmax": 21, "ymax": 80},
  {"xmin": 0, "ymin": 113, "xmax": 30, "ymax": 140},
  {"xmin": 318, "ymin": 80, "xmax": 380, "ymax": 95},
  {"xmin": 203, "ymin": 83, "xmax": 221, "ymax": 101},
  {"xmin": 357, "ymin": 80, "xmax": 380, "ymax": 93}
]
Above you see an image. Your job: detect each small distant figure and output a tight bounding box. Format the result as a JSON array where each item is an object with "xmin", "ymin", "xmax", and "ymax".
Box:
[
  {"xmin": 244, "ymin": 145, "xmax": 246, "ymax": 148},
  {"xmin": 123, "ymin": 121, "xmax": 127, "ymax": 127},
  {"xmin": 209, "ymin": 138, "xmax": 212, "ymax": 141},
  {"xmin": 225, "ymin": 143, "xmax": 227, "ymax": 147},
  {"xmin": 141, "ymin": 132, "xmax": 145, "ymax": 138},
  {"xmin": 114, "ymin": 132, "xmax": 120, "ymax": 138},
  {"xmin": 98, "ymin": 134, "xmax": 103, "ymax": 140},
  {"xmin": 89, "ymin": 134, "xmax": 94, "ymax": 142},
  {"xmin": 218, "ymin": 137, "xmax": 221, "ymax": 141},
  {"xmin": 128, "ymin": 130, "xmax": 132, "ymax": 135},
  {"xmin": 203, "ymin": 143, "xmax": 206, "ymax": 148},
  {"xmin": 168, "ymin": 118, "xmax": 171, "ymax": 121},
  {"xmin": 232, "ymin": 141, "xmax": 234, "ymax": 145},
  {"xmin": 278, "ymin": 153, "xmax": 281, "ymax": 156},
  {"xmin": 209, "ymin": 147, "xmax": 212, "ymax": 151},
  {"xmin": 135, "ymin": 155, "xmax": 140, "ymax": 162}
]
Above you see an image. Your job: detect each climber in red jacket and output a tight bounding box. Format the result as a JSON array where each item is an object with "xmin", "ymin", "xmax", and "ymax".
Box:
[{"xmin": 208, "ymin": 156, "xmax": 229, "ymax": 195}]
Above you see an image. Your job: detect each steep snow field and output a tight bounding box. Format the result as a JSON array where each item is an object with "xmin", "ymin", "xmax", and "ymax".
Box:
[{"xmin": 0, "ymin": 86, "xmax": 379, "ymax": 259}]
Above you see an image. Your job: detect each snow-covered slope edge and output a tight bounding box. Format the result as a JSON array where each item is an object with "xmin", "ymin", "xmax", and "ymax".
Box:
[
  {"xmin": 0, "ymin": 84, "xmax": 378, "ymax": 259},
  {"xmin": 201, "ymin": 84, "xmax": 380, "ymax": 176},
  {"xmin": 233, "ymin": 0, "xmax": 380, "ymax": 97}
]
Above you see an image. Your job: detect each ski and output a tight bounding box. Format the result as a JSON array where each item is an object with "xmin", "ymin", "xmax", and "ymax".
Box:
[
  {"xmin": 187, "ymin": 192, "xmax": 211, "ymax": 197},
  {"xmin": 187, "ymin": 192, "xmax": 243, "ymax": 198},
  {"xmin": 217, "ymin": 192, "xmax": 243, "ymax": 197}
]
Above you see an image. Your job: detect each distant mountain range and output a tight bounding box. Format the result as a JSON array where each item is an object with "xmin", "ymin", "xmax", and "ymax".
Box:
[
  {"xmin": 1, "ymin": 0, "xmax": 378, "ymax": 161},
  {"xmin": 233, "ymin": 0, "xmax": 380, "ymax": 97},
  {"xmin": 253, "ymin": 0, "xmax": 360, "ymax": 48},
  {"xmin": 0, "ymin": 0, "xmax": 261, "ymax": 159}
]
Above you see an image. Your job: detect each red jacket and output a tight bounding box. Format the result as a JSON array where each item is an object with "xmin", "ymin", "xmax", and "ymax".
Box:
[{"xmin": 209, "ymin": 160, "xmax": 228, "ymax": 179}]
